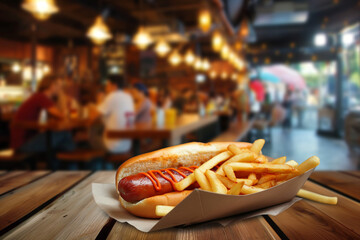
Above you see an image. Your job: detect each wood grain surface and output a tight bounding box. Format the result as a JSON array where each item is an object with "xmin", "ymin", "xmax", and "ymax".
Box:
[
  {"xmin": 269, "ymin": 200, "xmax": 360, "ymax": 239},
  {"xmin": 302, "ymin": 181, "xmax": 360, "ymax": 235},
  {"xmin": 0, "ymin": 171, "xmax": 89, "ymax": 233},
  {"xmin": 310, "ymin": 171, "xmax": 360, "ymax": 201},
  {"xmin": 0, "ymin": 171, "xmax": 359, "ymax": 239},
  {"xmin": 2, "ymin": 171, "xmax": 114, "ymax": 240},
  {"xmin": 342, "ymin": 171, "xmax": 360, "ymax": 178},
  {"xmin": 0, "ymin": 171, "xmax": 50, "ymax": 195},
  {"xmin": 107, "ymin": 217, "xmax": 280, "ymax": 240}
]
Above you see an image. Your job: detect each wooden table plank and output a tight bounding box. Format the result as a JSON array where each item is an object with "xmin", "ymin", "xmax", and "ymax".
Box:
[
  {"xmin": 0, "ymin": 171, "xmax": 89, "ymax": 233},
  {"xmin": 2, "ymin": 171, "xmax": 114, "ymax": 240},
  {"xmin": 108, "ymin": 216, "xmax": 280, "ymax": 240},
  {"xmin": 0, "ymin": 171, "xmax": 50, "ymax": 195},
  {"xmin": 310, "ymin": 171, "xmax": 360, "ymax": 201},
  {"xmin": 269, "ymin": 199, "xmax": 360, "ymax": 239},
  {"xmin": 302, "ymin": 181, "xmax": 360, "ymax": 235},
  {"xmin": 342, "ymin": 171, "xmax": 360, "ymax": 178},
  {"xmin": 0, "ymin": 171, "xmax": 6, "ymax": 176}
]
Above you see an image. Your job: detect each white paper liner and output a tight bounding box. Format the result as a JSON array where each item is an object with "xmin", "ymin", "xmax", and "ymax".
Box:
[{"xmin": 92, "ymin": 169, "xmax": 313, "ymax": 232}]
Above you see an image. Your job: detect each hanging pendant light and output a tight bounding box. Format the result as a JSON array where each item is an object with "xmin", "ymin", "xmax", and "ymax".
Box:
[
  {"xmin": 221, "ymin": 72, "xmax": 228, "ymax": 80},
  {"xmin": 194, "ymin": 57, "xmax": 202, "ymax": 70},
  {"xmin": 212, "ymin": 31, "xmax": 223, "ymax": 52},
  {"xmin": 201, "ymin": 59, "xmax": 210, "ymax": 71},
  {"xmin": 238, "ymin": 18, "xmax": 249, "ymax": 38},
  {"xmin": 168, "ymin": 51, "xmax": 182, "ymax": 66},
  {"xmin": 154, "ymin": 39, "xmax": 171, "ymax": 57},
  {"xmin": 22, "ymin": 0, "xmax": 59, "ymax": 20},
  {"xmin": 221, "ymin": 44, "xmax": 230, "ymax": 60},
  {"xmin": 133, "ymin": 27, "xmax": 153, "ymax": 50},
  {"xmin": 87, "ymin": 16, "xmax": 113, "ymax": 45},
  {"xmin": 198, "ymin": 10, "xmax": 211, "ymax": 32},
  {"xmin": 184, "ymin": 50, "xmax": 195, "ymax": 65},
  {"xmin": 209, "ymin": 71, "xmax": 217, "ymax": 79}
]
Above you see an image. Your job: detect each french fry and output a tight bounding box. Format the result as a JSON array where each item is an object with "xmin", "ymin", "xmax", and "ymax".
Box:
[
  {"xmin": 255, "ymin": 155, "xmax": 268, "ymax": 163},
  {"xmin": 297, "ymin": 189, "xmax": 337, "ymax": 205},
  {"xmin": 205, "ymin": 170, "xmax": 227, "ymax": 194},
  {"xmin": 257, "ymin": 174, "xmax": 276, "ymax": 185},
  {"xmin": 255, "ymin": 180, "xmax": 276, "ymax": 189},
  {"xmin": 227, "ymin": 144, "xmax": 243, "ymax": 155},
  {"xmin": 248, "ymin": 173, "xmax": 258, "ymax": 185},
  {"xmin": 155, "ymin": 205, "xmax": 175, "ymax": 217},
  {"xmin": 228, "ymin": 182, "xmax": 245, "ymax": 195},
  {"xmin": 226, "ymin": 162, "xmax": 298, "ymax": 174},
  {"xmin": 224, "ymin": 164, "xmax": 237, "ymax": 182},
  {"xmin": 297, "ymin": 156, "xmax": 320, "ymax": 174},
  {"xmin": 285, "ymin": 160, "xmax": 299, "ymax": 168},
  {"xmin": 174, "ymin": 151, "xmax": 232, "ymax": 191},
  {"xmin": 235, "ymin": 178, "xmax": 255, "ymax": 186},
  {"xmin": 250, "ymin": 139, "xmax": 265, "ymax": 155},
  {"xmin": 174, "ymin": 173, "xmax": 196, "ymax": 191},
  {"xmin": 216, "ymin": 173, "xmax": 236, "ymax": 189},
  {"xmin": 194, "ymin": 169, "xmax": 211, "ymax": 191},
  {"xmin": 271, "ymin": 156, "xmax": 286, "ymax": 164},
  {"xmin": 241, "ymin": 185, "xmax": 264, "ymax": 195},
  {"xmin": 216, "ymin": 152, "xmax": 256, "ymax": 176}
]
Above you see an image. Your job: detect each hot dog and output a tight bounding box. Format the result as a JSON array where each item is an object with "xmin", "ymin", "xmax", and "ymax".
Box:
[{"xmin": 116, "ymin": 142, "xmax": 252, "ymax": 218}]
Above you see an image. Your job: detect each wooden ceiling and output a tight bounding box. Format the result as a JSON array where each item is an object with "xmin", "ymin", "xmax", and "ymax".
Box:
[{"xmin": 0, "ymin": 0, "xmax": 359, "ymax": 63}]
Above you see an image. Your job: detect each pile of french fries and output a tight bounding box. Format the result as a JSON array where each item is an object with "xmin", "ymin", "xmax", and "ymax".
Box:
[{"xmin": 155, "ymin": 139, "xmax": 337, "ymax": 217}]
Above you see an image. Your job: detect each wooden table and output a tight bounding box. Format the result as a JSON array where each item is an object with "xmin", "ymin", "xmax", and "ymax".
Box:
[
  {"xmin": 107, "ymin": 114, "xmax": 219, "ymax": 155},
  {"xmin": 0, "ymin": 170, "xmax": 359, "ymax": 239}
]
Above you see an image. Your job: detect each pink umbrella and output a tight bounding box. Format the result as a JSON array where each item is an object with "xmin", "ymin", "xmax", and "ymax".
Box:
[{"xmin": 263, "ymin": 65, "xmax": 307, "ymax": 90}]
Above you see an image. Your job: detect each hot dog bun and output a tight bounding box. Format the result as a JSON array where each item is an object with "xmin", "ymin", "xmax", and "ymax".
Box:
[{"xmin": 116, "ymin": 142, "xmax": 252, "ymax": 218}]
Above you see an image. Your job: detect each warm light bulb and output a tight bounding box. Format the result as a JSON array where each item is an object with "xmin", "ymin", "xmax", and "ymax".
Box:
[
  {"xmin": 221, "ymin": 72, "xmax": 228, "ymax": 80},
  {"xmin": 221, "ymin": 45, "xmax": 230, "ymax": 59},
  {"xmin": 194, "ymin": 57, "xmax": 202, "ymax": 70},
  {"xmin": 198, "ymin": 10, "xmax": 211, "ymax": 32},
  {"xmin": 228, "ymin": 52, "xmax": 235, "ymax": 64},
  {"xmin": 201, "ymin": 59, "xmax": 210, "ymax": 71},
  {"xmin": 12, "ymin": 63, "xmax": 21, "ymax": 73},
  {"xmin": 212, "ymin": 31, "xmax": 223, "ymax": 52},
  {"xmin": 209, "ymin": 71, "xmax": 217, "ymax": 79},
  {"xmin": 235, "ymin": 41, "xmax": 242, "ymax": 51},
  {"xmin": 184, "ymin": 50, "xmax": 195, "ymax": 65},
  {"xmin": 239, "ymin": 18, "xmax": 249, "ymax": 38},
  {"xmin": 168, "ymin": 51, "xmax": 182, "ymax": 66},
  {"xmin": 154, "ymin": 40, "xmax": 171, "ymax": 57},
  {"xmin": 43, "ymin": 64, "xmax": 50, "ymax": 74},
  {"xmin": 22, "ymin": 0, "xmax": 59, "ymax": 20},
  {"xmin": 133, "ymin": 27, "xmax": 153, "ymax": 50},
  {"xmin": 87, "ymin": 16, "xmax": 113, "ymax": 45},
  {"xmin": 231, "ymin": 73, "xmax": 238, "ymax": 81}
]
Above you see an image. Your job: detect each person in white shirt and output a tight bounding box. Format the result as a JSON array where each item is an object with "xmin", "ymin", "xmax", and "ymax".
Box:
[{"xmin": 89, "ymin": 75, "xmax": 135, "ymax": 153}]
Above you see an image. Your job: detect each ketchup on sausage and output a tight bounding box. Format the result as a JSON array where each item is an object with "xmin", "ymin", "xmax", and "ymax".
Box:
[{"xmin": 118, "ymin": 166, "xmax": 198, "ymax": 203}]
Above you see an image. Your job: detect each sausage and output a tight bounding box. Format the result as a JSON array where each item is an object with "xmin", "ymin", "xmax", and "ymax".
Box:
[{"xmin": 118, "ymin": 166, "xmax": 198, "ymax": 203}]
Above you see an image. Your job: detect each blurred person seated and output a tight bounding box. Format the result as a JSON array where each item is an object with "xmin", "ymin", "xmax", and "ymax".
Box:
[
  {"xmin": 58, "ymin": 81, "xmax": 80, "ymax": 119},
  {"xmin": 131, "ymin": 83, "xmax": 154, "ymax": 124},
  {"xmin": 88, "ymin": 75, "xmax": 135, "ymax": 154},
  {"xmin": 10, "ymin": 75, "xmax": 76, "ymax": 169}
]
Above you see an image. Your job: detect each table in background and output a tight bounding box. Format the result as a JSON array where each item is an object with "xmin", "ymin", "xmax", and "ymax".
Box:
[
  {"xmin": 0, "ymin": 170, "xmax": 359, "ymax": 239},
  {"xmin": 107, "ymin": 114, "xmax": 219, "ymax": 155},
  {"xmin": 14, "ymin": 119, "xmax": 91, "ymax": 168}
]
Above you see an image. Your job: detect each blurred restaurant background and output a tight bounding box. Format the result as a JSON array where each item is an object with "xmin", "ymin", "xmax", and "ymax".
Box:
[{"xmin": 0, "ymin": 0, "xmax": 359, "ymax": 171}]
